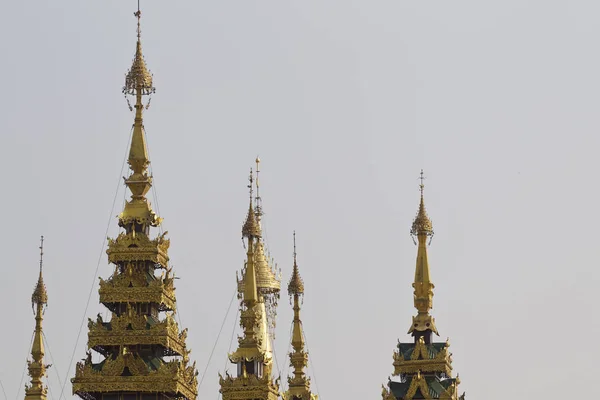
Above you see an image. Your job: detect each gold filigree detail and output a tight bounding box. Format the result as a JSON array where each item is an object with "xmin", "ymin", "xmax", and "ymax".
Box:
[
  {"xmin": 219, "ymin": 371, "xmax": 279, "ymax": 400},
  {"xmin": 98, "ymin": 264, "xmax": 176, "ymax": 309},
  {"xmin": 72, "ymin": 347, "xmax": 197, "ymax": 398},
  {"xmin": 404, "ymin": 371, "xmax": 432, "ymax": 400},
  {"xmin": 107, "ymin": 231, "xmax": 170, "ymax": 266},
  {"xmin": 87, "ymin": 311, "xmax": 186, "ymax": 356},
  {"xmin": 393, "ymin": 338, "xmax": 452, "ymax": 376},
  {"xmin": 410, "ymin": 171, "xmax": 433, "ymax": 237}
]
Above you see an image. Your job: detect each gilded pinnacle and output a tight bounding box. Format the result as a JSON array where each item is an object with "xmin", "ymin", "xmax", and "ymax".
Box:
[
  {"xmin": 123, "ymin": 10, "xmax": 155, "ymax": 96},
  {"xmin": 32, "ymin": 236, "xmax": 48, "ymax": 308},
  {"xmin": 288, "ymin": 233, "xmax": 304, "ymax": 296},
  {"xmin": 32, "ymin": 273, "xmax": 48, "ymax": 308},
  {"xmin": 242, "ymin": 202, "xmax": 261, "ymax": 238},
  {"xmin": 410, "ymin": 170, "xmax": 434, "ymax": 237},
  {"xmin": 288, "ymin": 262, "xmax": 305, "ymax": 296},
  {"xmin": 408, "ymin": 171, "xmax": 437, "ymax": 336},
  {"xmin": 283, "ymin": 235, "xmax": 317, "ymax": 400},
  {"xmin": 26, "ymin": 236, "xmax": 48, "ymax": 400},
  {"xmin": 242, "ymin": 170, "xmax": 262, "ymax": 238}
]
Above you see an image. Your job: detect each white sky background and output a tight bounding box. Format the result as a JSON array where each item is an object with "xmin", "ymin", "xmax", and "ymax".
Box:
[{"xmin": 0, "ymin": 1, "xmax": 598, "ymax": 399}]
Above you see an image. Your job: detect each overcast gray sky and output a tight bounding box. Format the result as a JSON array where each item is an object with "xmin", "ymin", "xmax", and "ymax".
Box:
[{"xmin": 0, "ymin": 1, "xmax": 597, "ymax": 399}]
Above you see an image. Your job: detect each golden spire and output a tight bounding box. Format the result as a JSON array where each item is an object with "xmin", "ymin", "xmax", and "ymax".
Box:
[
  {"xmin": 408, "ymin": 170, "xmax": 438, "ymax": 338},
  {"xmin": 284, "ymin": 233, "xmax": 317, "ymax": 400},
  {"xmin": 119, "ymin": 3, "xmax": 160, "ymax": 230},
  {"xmin": 242, "ymin": 200, "xmax": 259, "ymax": 305},
  {"xmin": 25, "ymin": 236, "xmax": 49, "ymax": 400},
  {"xmin": 239, "ymin": 161, "xmax": 280, "ymax": 334},
  {"xmin": 220, "ymin": 176, "xmax": 279, "ymax": 400},
  {"xmin": 72, "ymin": 6, "xmax": 198, "ymax": 400}
]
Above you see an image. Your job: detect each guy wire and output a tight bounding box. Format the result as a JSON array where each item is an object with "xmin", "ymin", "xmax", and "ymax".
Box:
[{"xmin": 57, "ymin": 126, "xmax": 133, "ymax": 400}]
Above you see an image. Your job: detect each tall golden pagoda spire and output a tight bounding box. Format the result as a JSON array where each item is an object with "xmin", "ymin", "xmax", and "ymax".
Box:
[
  {"xmin": 407, "ymin": 170, "xmax": 438, "ymax": 340},
  {"xmin": 238, "ymin": 161, "xmax": 281, "ymax": 333},
  {"xmin": 219, "ymin": 172, "xmax": 279, "ymax": 400},
  {"xmin": 119, "ymin": 3, "xmax": 160, "ymax": 231},
  {"xmin": 25, "ymin": 236, "xmax": 49, "ymax": 400},
  {"xmin": 72, "ymin": 6, "xmax": 197, "ymax": 400},
  {"xmin": 381, "ymin": 171, "xmax": 465, "ymax": 400},
  {"xmin": 283, "ymin": 233, "xmax": 317, "ymax": 400}
]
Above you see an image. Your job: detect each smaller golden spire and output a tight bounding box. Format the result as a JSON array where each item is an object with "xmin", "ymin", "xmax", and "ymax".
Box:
[
  {"xmin": 283, "ymin": 233, "xmax": 317, "ymax": 400},
  {"xmin": 25, "ymin": 236, "xmax": 49, "ymax": 400},
  {"xmin": 408, "ymin": 171, "xmax": 438, "ymax": 339}
]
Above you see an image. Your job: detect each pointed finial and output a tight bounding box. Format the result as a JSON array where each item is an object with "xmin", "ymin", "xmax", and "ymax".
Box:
[
  {"xmin": 293, "ymin": 230, "xmax": 297, "ymax": 265},
  {"xmin": 123, "ymin": 2, "xmax": 155, "ymax": 99},
  {"xmin": 288, "ymin": 232, "xmax": 304, "ymax": 296},
  {"xmin": 32, "ymin": 236, "xmax": 48, "ymax": 309},
  {"xmin": 411, "ymin": 170, "xmax": 434, "ymax": 238},
  {"xmin": 135, "ymin": 0, "xmax": 141, "ymax": 39},
  {"xmin": 39, "ymin": 235, "xmax": 44, "ymax": 273},
  {"xmin": 242, "ymin": 168, "xmax": 261, "ymax": 238},
  {"xmin": 254, "ymin": 157, "xmax": 263, "ymax": 221},
  {"xmin": 248, "ymin": 168, "xmax": 254, "ymax": 201}
]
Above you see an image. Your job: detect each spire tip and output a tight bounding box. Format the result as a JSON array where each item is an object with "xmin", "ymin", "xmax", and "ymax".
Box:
[{"xmin": 411, "ymin": 170, "xmax": 434, "ymax": 238}]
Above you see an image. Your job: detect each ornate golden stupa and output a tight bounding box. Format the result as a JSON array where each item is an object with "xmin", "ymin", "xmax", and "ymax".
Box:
[
  {"xmin": 25, "ymin": 237, "xmax": 50, "ymax": 400},
  {"xmin": 219, "ymin": 171, "xmax": 281, "ymax": 400},
  {"xmin": 71, "ymin": 7, "xmax": 198, "ymax": 400},
  {"xmin": 381, "ymin": 171, "xmax": 465, "ymax": 400},
  {"xmin": 282, "ymin": 234, "xmax": 317, "ymax": 400},
  {"xmin": 237, "ymin": 160, "xmax": 281, "ymax": 334}
]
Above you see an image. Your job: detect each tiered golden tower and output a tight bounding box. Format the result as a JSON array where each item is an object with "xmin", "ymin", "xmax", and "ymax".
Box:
[
  {"xmin": 382, "ymin": 172, "xmax": 465, "ymax": 400},
  {"xmin": 219, "ymin": 170, "xmax": 281, "ymax": 400},
  {"xmin": 282, "ymin": 234, "xmax": 317, "ymax": 400},
  {"xmin": 25, "ymin": 237, "xmax": 50, "ymax": 400},
  {"xmin": 71, "ymin": 8, "xmax": 198, "ymax": 400}
]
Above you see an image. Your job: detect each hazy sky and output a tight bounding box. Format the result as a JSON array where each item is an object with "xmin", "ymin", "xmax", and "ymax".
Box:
[{"xmin": 0, "ymin": 1, "xmax": 597, "ymax": 399}]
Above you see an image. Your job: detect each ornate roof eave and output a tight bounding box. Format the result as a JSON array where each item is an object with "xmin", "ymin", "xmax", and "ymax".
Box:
[
  {"xmin": 72, "ymin": 351, "xmax": 197, "ymax": 400},
  {"xmin": 87, "ymin": 312, "xmax": 188, "ymax": 357}
]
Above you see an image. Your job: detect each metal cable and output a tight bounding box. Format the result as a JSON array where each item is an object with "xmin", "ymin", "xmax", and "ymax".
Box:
[
  {"xmin": 15, "ymin": 331, "xmax": 35, "ymax": 400},
  {"xmin": 216, "ymin": 305, "xmax": 240, "ymax": 400},
  {"xmin": 302, "ymin": 330, "xmax": 321, "ymax": 399},
  {"xmin": 280, "ymin": 320, "xmax": 294, "ymax": 393},
  {"xmin": 142, "ymin": 125, "xmax": 186, "ymax": 331},
  {"xmin": 57, "ymin": 126, "xmax": 133, "ymax": 400},
  {"xmin": 198, "ymin": 289, "xmax": 238, "ymax": 391},
  {"xmin": 0, "ymin": 377, "xmax": 8, "ymax": 400},
  {"xmin": 42, "ymin": 331, "xmax": 63, "ymax": 400}
]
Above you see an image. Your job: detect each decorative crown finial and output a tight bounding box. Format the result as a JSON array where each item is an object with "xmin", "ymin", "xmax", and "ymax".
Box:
[
  {"xmin": 242, "ymin": 168, "xmax": 261, "ymax": 238},
  {"xmin": 32, "ymin": 236, "xmax": 48, "ymax": 308},
  {"xmin": 411, "ymin": 170, "xmax": 434, "ymax": 238},
  {"xmin": 288, "ymin": 231, "xmax": 305, "ymax": 296},
  {"xmin": 123, "ymin": 1, "xmax": 155, "ymax": 100}
]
